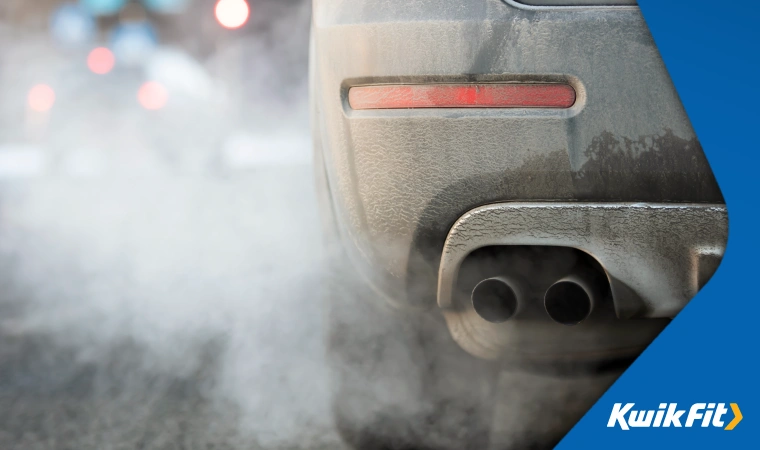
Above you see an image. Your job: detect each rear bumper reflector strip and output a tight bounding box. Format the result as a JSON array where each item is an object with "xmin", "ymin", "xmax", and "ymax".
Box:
[{"xmin": 348, "ymin": 83, "xmax": 576, "ymax": 110}]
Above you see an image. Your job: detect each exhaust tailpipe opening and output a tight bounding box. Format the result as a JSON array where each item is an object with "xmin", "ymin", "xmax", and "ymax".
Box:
[
  {"xmin": 544, "ymin": 274, "xmax": 597, "ymax": 326},
  {"xmin": 471, "ymin": 277, "xmax": 522, "ymax": 323}
]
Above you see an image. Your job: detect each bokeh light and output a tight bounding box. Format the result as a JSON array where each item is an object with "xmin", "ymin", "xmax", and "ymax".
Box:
[
  {"xmin": 87, "ymin": 47, "xmax": 116, "ymax": 75},
  {"xmin": 143, "ymin": 0, "xmax": 189, "ymax": 14},
  {"xmin": 110, "ymin": 21, "xmax": 159, "ymax": 67},
  {"xmin": 215, "ymin": 0, "xmax": 250, "ymax": 30},
  {"xmin": 138, "ymin": 81, "xmax": 168, "ymax": 110},
  {"xmin": 28, "ymin": 85, "xmax": 56, "ymax": 113},
  {"xmin": 79, "ymin": 0, "xmax": 127, "ymax": 16},
  {"xmin": 50, "ymin": 4, "xmax": 96, "ymax": 48}
]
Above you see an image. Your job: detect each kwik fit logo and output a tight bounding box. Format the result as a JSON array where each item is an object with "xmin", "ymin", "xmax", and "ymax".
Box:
[{"xmin": 607, "ymin": 403, "xmax": 743, "ymax": 430}]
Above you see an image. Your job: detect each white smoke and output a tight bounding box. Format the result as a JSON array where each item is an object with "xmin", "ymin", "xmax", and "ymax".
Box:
[
  {"xmin": 0, "ymin": 2, "xmax": 624, "ymax": 449},
  {"xmin": 0, "ymin": 1, "xmax": 345, "ymax": 449}
]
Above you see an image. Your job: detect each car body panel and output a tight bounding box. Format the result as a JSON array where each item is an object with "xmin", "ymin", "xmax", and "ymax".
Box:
[{"xmin": 311, "ymin": 0, "xmax": 723, "ymax": 309}]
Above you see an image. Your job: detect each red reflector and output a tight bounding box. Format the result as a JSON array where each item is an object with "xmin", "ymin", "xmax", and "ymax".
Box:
[{"xmin": 348, "ymin": 84, "xmax": 576, "ymax": 110}]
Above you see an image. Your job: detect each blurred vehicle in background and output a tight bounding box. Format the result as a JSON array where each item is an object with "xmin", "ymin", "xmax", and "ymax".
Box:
[
  {"xmin": 311, "ymin": 0, "xmax": 728, "ymax": 448},
  {"xmin": 0, "ymin": 0, "xmax": 310, "ymax": 179}
]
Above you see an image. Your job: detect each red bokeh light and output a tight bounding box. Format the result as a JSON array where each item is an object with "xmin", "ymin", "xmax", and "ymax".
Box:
[
  {"xmin": 138, "ymin": 81, "xmax": 168, "ymax": 110},
  {"xmin": 215, "ymin": 0, "xmax": 250, "ymax": 29},
  {"xmin": 28, "ymin": 84, "xmax": 56, "ymax": 112},
  {"xmin": 88, "ymin": 47, "xmax": 115, "ymax": 75}
]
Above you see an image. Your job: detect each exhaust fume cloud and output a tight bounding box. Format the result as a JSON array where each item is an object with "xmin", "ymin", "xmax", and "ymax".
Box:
[
  {"xmin": 0, "ymin": 2, "xmax": 623, "ymax": 449},
  {"xmin": 0, "ymin": 1, "xmax": 348, "ymax": 448}
]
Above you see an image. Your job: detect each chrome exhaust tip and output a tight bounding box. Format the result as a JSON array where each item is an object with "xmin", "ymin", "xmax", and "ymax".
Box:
[
  {"xmin": 544, "ymin": 272, "xmax": 598, "ymax": 325},
  {"xmin": 471, "ymin": 276, "xmax": 524, "ymax": 323}
]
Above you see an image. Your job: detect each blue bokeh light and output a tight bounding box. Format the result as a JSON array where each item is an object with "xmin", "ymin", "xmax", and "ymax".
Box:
[
  {"xmin": 50, "ymin": 4, "xmax": 96, "ymax": 48},
  {"xmin": 110, "ymin": 21, "xmax": 159, "ymax": 67},
  {"xmin": 79, "ymin": 0, "xmax": 128, "ymax": 17},
  {"xmin": 142, "ymin": 0, "xmax": 190, "ymax": 14}
]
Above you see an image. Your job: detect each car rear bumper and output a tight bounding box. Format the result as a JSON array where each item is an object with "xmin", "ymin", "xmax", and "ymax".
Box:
[
  {"xmin": 437, "ymin": 202, "xmax": 727, "ymax": 320},
  {"xmin": 312, "ymin": 0, "xmax": 725, "ymax": 310}
]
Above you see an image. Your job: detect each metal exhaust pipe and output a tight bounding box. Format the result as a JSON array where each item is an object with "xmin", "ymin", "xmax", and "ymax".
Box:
[
  {"xmin": 471, "ymin": 276, "xmax": 525, "ymax": 323},
  {"xmin": 544, "ymin": 271, "xmax": 599, "ymax": 326}
]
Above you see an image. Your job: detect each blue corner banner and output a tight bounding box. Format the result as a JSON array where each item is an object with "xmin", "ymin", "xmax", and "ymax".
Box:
[{"xmin": 559, "ymin": 1, "xmax": 759, "ymax": 448}]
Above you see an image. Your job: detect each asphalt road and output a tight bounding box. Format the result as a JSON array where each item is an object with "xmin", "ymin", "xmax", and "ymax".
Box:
[{"xmin": 0, "ymin": 169, "xmax": 346, "ymax": 450}]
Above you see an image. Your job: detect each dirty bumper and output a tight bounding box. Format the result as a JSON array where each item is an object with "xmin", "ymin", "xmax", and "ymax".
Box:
[{"xmin": 437, "ymin": 202, "xmax": 728, "ymax": 320}]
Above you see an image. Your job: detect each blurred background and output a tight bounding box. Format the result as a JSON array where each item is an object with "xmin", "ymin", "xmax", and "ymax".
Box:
[{"xmin": 0, "ymin": 1, "xmax": 341, "ymax": 448}]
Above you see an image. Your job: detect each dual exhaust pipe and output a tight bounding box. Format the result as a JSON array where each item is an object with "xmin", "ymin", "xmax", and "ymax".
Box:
[{"xmin": 471, "ymin": 270, "xmax": 600, "ymax": 325}]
